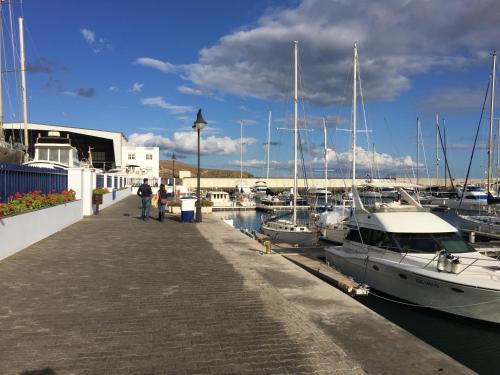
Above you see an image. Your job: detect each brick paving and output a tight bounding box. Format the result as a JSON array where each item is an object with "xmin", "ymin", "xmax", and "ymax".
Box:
[{"xmin": 0, "ymin": 197, "xmax": 367, "ymax": 375}]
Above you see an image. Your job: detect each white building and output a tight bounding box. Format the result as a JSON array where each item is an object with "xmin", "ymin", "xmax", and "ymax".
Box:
[{"xmin": 4, "ymin": 122, "xmax": 160, "ymax": 183}]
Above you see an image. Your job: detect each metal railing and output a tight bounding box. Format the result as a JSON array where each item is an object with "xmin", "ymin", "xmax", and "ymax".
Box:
[{"xmin": 0, "ymin": 163, "xmax": 68, "ymax": 200}]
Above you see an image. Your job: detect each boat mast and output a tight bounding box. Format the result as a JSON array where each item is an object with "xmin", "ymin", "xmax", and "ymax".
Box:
[
  {"xmin": 444, "ymin": 120, "xmax": 447, "ymax": 189},
  {"xmin": 352, "ymin": 42, "xmax": 357, "ymax": 187},
  {"xmin": 293, "ymin": 40, "xmax": 298, "ymax": 226},
  {"xmin": 488, "ymin": 51, "xmax": 496, "ymax": 194},
  {"xmin": 0, "ymin": 2, "xmax": 3, "ymax": 142},
  {"xmin": 435, "ymin": 114, "xmax": 439, "ymax": 188},
  {"xmin": 19, "ymin": 17, "xmax": 28, "ymax": 149},
  {"xmin": 323, "ymin": 117, "xmax": 328, "ymax": 205},
  {"xmin": 416, "ymin": 117, "xmax": 420, "ymax": 185},
  {"xmin": 240, "ymin": 120, "xmax": 243, "ymax": 191},
  {"xmin": 266, "ymin": 110, "xmax": 271, "ymax": 180}
]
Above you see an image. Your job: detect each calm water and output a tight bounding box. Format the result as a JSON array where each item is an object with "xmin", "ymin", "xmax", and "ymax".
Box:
[{"xmin": 213, "ymin": 209, "xmax": 500, "ymax": 374}]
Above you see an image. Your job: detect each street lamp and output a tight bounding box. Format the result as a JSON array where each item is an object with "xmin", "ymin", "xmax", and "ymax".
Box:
[
  {"xmin": 171, "ymin": 153, "xmax": 177, "ymax": 194},
  {"xmin": 192, "ymin": 109, "xmax": 206, "ymax": 222}
]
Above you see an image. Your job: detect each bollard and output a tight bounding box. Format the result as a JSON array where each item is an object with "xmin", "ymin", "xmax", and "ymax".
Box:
[
  {"xmin": 263, "ymin": 239, "xmax": 272, "ymax": 254},
  {"xmin": 469, "ymin": 231, "xmax": 475, "ymax": 244}
]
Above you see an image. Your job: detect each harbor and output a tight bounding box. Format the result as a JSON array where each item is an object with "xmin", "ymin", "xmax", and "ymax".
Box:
[
  {"xmin": 0, "ymin": 196, "xmax": 471, "ymax": 374},
  {"xmin": 2, "ymin": 0, "xmax": 500, "ymax": 374}
]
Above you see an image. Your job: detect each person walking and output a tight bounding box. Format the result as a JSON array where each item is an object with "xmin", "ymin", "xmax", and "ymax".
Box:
[
  {"xmin": 157, "ymin": 184, "xmax": 168, "ymax": 221},
  {"xmin": 137, "ymin": 178, "xmax": 153, "ymax": 220}
]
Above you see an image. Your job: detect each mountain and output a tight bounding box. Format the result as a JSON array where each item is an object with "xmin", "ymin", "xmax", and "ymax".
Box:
[{"xmin": 159, "ymin": 160, "xmax": 254, "ymax": 179}]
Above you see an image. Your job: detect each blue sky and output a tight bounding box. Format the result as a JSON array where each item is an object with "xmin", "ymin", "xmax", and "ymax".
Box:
[{"xmin": 5, "ymin": 0, "xmax": 500, "ymax": 178}]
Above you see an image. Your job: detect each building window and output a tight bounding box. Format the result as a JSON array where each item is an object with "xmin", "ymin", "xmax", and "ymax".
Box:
[
  {"xmin": 128, "ymin": 154, "xmax": 135, "ymax": 160},
  {"xmin": 146, "ymin": 154, "xmax": 153, "ymax": 160}
]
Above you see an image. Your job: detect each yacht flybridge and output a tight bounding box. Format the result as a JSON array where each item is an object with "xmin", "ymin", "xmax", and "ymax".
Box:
[
  {"xmin": 325, "ymin": 187, "xmax": 500, "ymax": 323},
  {"xmin": 23, "ymin": 131, "xmax": 81, "ymax": 169}
]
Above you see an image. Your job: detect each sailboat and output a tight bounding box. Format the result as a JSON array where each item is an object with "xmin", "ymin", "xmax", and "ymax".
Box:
[
  {"xmin": 0, "ymin": 4, "xmax": 26, "ymax": 163},
  {"xmin": 260, "ymin": 41, "xmax": 318, "ymax": 246}
]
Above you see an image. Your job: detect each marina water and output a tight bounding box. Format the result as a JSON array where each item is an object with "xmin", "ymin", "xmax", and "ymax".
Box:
[{"xmin": 213, "ymin": 209, "xmax": 500, "ymax": 374}]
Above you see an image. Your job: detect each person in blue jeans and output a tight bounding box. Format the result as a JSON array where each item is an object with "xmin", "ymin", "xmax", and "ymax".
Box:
[
  {"xmin": 137, "ymin": 178, "xmax": 153, "ymax": 220},
  {"xmin": 157, "ymin": 183, "xmax": 168, "ymax": 221}
]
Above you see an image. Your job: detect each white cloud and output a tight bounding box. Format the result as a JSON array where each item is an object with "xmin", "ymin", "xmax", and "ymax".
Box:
[
  {"xmin": 135, "ymin": 0, "xmax": 500, "ymax": 105},
  {"xmin": 80, "ymin": 28, "xmax": 110, "ymax": 53},
  {"xmin": 141, "ymin": 96, "xmax": 195, "ymax": 115},
  {"xmin": 128, "ymin": 131, "xmax": 256, "ymax": 155},
  {"xmin": 227, "ymin": 159, "xmax": 288, "ymax": 168},
  {"xmin": 80, "ymin": 28, "xmax": 95, "ymax": 44},
  {"xmin": 108, "ymin": 86, "xmax": 119, "ymax": 92},
  {"xmin": 133, "ymin": 57, "xmax": 175, "ymax": 73},
  {"xmin": 310, "ymin": 146, "xmax": 417, "ymax": 173},
  {"xmin": 129, "ymin": 82, "xmax": 144, "ymax": 93},
  {"xmin": 177, "ymin": 85, "xmax": 204, "ymax": 96}
]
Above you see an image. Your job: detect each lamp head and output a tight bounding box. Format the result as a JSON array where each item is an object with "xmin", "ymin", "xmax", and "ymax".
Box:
[{"xmin": 192, "ymin": 109, "xmax": 207, "ymax": 131}]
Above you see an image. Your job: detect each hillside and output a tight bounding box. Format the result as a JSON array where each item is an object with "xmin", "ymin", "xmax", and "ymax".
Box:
[{"xmin": 159, "ymin": 160, "xmax": 254, "ymax": 180}]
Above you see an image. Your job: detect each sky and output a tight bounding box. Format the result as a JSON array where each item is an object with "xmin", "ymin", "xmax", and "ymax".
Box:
[{"xmin": 4, "ymin": 0, "xmax": 500, "ymax": 179}]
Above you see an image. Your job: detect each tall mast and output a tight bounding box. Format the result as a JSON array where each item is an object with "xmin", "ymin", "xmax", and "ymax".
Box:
[
  {"xmin": 352, "ymin": 42, "xmax": 357, "ymax": 187},
  {"xmin": 0, "ymin": 1, "xmax": 3, "ymax": 142},
  {"xmin": 416, "ymin": 117, "xmax": 420, "ymax": 185},
  {"xmin": 240, "ymin": 120, "xmax": 243, "ymax": 190},
  {"xmin": 444, "ymin": 120, "xmax": 447, "ymax": 189},
  {"xmin": 435, "ymin": 113, "xmax": 439, "ymax": 187},
  {"xmin": 293, "ymin": 40, "xmax": 298, "ymax": 225},
  {"xmin": 266, "ymin": 111, "xmax": 271, "ymax": 180},
  {"xmin": 19, "ymin": 17, "xmax": 28, "ymax": 148},
  {"xmin": 488, "ymin": 52, "xmax": 496, "ymax": 194},
  {"xmin": 497, "ymin": 117, "xmax": 500, "ymax": 182},
  {"xmin": 323, "ymin": 117, "xmax": 328, "ymax": 205}
]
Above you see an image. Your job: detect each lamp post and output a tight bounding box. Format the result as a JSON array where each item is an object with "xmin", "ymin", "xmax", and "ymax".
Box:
[
  {"xmin": 192, "ymin": 109, "xmax": 206, "ymax": 222},
  {"xmin": 171, "ymin": 153, "xmax": 177, "ymax": 195}
]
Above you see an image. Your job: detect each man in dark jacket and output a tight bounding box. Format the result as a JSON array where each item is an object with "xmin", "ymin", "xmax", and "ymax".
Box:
[{"xmin": 137, "ymin": 178, "xmax": 153, "ymax": 220}]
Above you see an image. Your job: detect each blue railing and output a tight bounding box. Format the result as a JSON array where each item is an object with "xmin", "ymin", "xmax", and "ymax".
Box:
[
  {"xmin": 96, "ymin": 174, "xmax": 104, "ymax": 188},
  {"xmin": 0, "ymin": 163, "xmax": 68, "ymax": 200}
]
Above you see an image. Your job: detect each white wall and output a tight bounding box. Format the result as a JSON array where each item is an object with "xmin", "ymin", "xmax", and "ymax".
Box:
[{"xmin": 0, "ymin": 200, "xmax": 83, "ymax": 261}]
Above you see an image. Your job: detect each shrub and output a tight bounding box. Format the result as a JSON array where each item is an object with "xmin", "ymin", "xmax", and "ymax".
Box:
[
  {"xmin": 0, "ymin": 190, "xmax": 76, "ymax": 218},
  {"xmin": 92, "ymin": 187, "xmax": 110, "ymax": 195}
]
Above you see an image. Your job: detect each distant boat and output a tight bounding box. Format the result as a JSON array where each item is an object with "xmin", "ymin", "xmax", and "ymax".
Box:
[{"xmin": 261, "ymin": 41, "xmax": 318, "ymax": 246}]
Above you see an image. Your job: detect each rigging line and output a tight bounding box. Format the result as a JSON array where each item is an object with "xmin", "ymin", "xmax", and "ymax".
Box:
[
  {"xmin": 8, "ymin": 1, "xmax": 21, "ymax": 136},
  {"xmin": 460, "ymin": 78, "xmax": 490, "ymax": 209},
  {"xmin": 436, "ymin": 122, "xmax": 455, "ymax": 190},
  {"xmin": 419, "ymin": 122, "xmax": 431, "ymax": 181}
]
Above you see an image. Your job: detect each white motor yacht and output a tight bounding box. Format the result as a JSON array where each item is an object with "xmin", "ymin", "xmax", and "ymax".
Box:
[
  {"xmin": 446, "ymin": 187, "xmax": 488, "ymax": 211},
  {"xmin": 326, "ymin": 187, "xmax": 500, "ymax": 324}
]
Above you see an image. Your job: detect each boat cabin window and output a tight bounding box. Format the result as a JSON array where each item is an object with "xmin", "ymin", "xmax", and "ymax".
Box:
[
  {"xmin": 38, "ymin": 147, "xmax": 48, "ymax": 160},
  {"xmin": 60, "ymin": 149, "xmax": 70, "ymax": 165},
  {"xmin": 465, "ymin": 194, "xmax": 487, "ymax": 200},
  {"xmin": 392, "ymin": 232, "xmax": 474, "ymax": 254},
  {"xmin": 49, "ymin": 148, "xmax": 59, "ymax": 162},
  {"xmin": 347, "ymin": 228, "xmax": 398, "ymax": 252}
]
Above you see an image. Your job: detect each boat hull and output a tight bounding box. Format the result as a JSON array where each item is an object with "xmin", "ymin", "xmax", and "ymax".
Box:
[
  {"xmin": 261, "ymin": 225, "xmax": 317, "ymax": 246},
  {"xmin": 325, "ymin": 246, "xmax": 500, "ymax": 324}
]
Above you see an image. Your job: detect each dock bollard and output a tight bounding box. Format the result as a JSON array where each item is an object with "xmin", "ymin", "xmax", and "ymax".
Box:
[
  {"xmin": 469, "ymin": 231, "xmax": 475, "ymax": 244},
  {"xmin": 263, "ymin": 238, "xmax": 272, "ymax": 254}
]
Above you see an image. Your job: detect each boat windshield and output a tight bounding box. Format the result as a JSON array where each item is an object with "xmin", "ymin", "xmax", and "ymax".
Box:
[{"xmin": 392, "ymin": 232, "xmax": 474, "ymax": 254}]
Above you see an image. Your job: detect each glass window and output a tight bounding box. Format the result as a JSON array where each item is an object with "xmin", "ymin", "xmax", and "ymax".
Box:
[
  {"xmin": 49, "ymin": 148, "xmax": 58, "ymax": 162},
  {"xmin": 128, "ymin": 154, "xmax": 135, "ymax": 160},
  {"xmin": 393, "ymin": 233, "xmax": 439, "ymax": 253},
  {"xmin": 38, "ymin": 147, "xmax": 48, "ymax": 160},
  {"xmin": 346, "ymin": 229, "xmax": 361, "ymax": 243},
  {"xmin": 60, "ymin": 149, "xmax": 70, "ymax": 165},
  {"xmin": 146, "ymin": 154, "xmax": 153, "ymax": 160},
  {"xmin": 434, "ymin": 233, "xmax": 475, "ymax": 254}
]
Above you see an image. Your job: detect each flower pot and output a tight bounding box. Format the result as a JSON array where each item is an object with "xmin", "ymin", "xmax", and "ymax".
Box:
[{"xmin": 92, "ymin": 194, "xmax": 103, "ymax": 204}]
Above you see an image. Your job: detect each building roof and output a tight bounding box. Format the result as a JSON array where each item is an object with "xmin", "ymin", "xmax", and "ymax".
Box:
[{"xmin": 4, "ymin": 122, "xmax": 129, "ymax": 142}]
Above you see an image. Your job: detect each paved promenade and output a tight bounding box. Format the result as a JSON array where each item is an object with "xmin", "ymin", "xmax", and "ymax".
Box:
[{"xmin": 0, "ymin": 196, "xmax": 472, "ymax": 374}]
